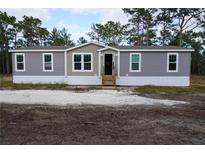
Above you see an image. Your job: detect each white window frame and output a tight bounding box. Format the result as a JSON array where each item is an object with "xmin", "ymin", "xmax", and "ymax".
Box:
[
  {"xmin": 15, "ymin": 53, "xmax": 25, "ymax": 72},
  {"xmin": 42, "ymin": 53, "xmax": 54, "ymax": 72},
  {"xmin": 130, "ymin": 53, "xmax": 141, "ymax": 72},
  {"xmin": 72, "ymin": 53, "xmax": 93, "ymax": 72},
  {"xmin": 167, "ymin": 53, "xmax": 178, "ymax": 72}
]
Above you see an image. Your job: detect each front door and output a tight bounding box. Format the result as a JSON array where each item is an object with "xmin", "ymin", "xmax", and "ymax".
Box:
[{"xmin": 104, "ymin": 54, "xmax": 112, "ymax": 75}]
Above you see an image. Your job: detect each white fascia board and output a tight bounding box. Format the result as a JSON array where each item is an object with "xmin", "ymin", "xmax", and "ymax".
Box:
[
  {"xmin": 119, "ymin": 49, "xmax": 195, "ymax": 52},
  {"xmin": 9, "ymin": 49, "xmax": 65, "ymax": 52},
  {"xmin": 66, "ymin": 41, "xmax": 106, "ymax": 51},
  {"xmin": 97, "ymin": 46, "xmax": 119, "ymax": 52}
]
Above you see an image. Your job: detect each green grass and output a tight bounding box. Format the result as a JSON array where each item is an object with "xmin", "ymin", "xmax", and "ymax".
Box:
[
  {"xmin": 87, "ymin": 86, "xmax": 102, "ymax": 90},
  {"xmin": 0, "ymin": 80, "xmax": 68, "ymax": 90},
  {"xmin": 0, "ymin": 80, "xmax": 102, "ymax": 91},
  {"xmin": 134, "ymin": 85, "xmax": 205, "ymax": 94}
]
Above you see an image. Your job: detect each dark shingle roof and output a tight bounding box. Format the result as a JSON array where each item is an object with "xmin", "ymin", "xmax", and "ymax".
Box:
[
  {"xmin": 112, "ymin": 46, "xmax": 186, "ymax": 50},
  {"xmin": 10, "ymin": 43, "xmax": 193, "ymax": 52},
  {"xmin": 13, "ymin": 46, "xmax": 72, "ymax": 50}
]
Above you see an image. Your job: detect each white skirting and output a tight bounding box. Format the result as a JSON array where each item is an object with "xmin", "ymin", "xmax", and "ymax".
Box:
[
  {"xmin": 116, "ymin": 76, "xmax": 190, "ymax": 86},
  {"xmin": 13, "ymin": 75, "xmax": 190, "ymax": 86},
  {"xmin": 66, "ymin": 76, "xmax": 102, "ymax": 85},
  {"xmin": 13, "ymin": 75, "xmax": 102, "ymax": 85},
  {"xmin": 13, "ymin": 76, "xmax": 66, "ymax": 84}
]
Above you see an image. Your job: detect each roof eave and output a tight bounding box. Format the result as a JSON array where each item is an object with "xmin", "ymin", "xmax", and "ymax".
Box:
[
  {"xmin": 97, "ymin": 46, "xmax": 119, "ymax": 52},
  {"xmin": 65, "ymin": 41, "xmax": 106, "ymax": 51},
  {"xmin": 119, "ymin": 49, "xmax": 195, "ymax": 52},
  {"xmin": 8, "ymin": 49, "xmax": 66, "ymax": 52}
]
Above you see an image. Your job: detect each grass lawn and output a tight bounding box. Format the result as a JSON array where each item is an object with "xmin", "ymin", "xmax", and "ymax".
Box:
[
  {"xmin": 0, "ymin": 75, "xmax": 101, "ymax": 91},
  {"xmin": 134, "ymin": 75, "xmax": 205, "ymax": 94}
]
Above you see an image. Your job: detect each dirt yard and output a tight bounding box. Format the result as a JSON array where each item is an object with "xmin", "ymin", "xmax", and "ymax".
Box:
[{"xmin": 0, "ymin": 93, "xmax": 205, "ymax": 145}]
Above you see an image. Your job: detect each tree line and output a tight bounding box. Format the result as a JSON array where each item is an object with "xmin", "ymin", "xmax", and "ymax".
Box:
[{"xmin": 0, "ymin": 8, "xmax": 205, "ymax": 75}]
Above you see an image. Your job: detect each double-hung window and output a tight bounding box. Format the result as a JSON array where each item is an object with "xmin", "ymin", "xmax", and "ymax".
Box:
[
  {"xmin": 15, "ymin": 53, "xmax": 25, "ymax": 71},
  {"xmin": 167, "ymin": 53, "xmax": 178, "ymax": 72},
  {"xmin": 130, "ymin": 53, "xmax": 141, "ymax": 72},
  {"xmin": 84, "ymin": 54, "xmax": 91, "ymax": 70},
  {"xmin": 74, "ymin": 54, "xmax": 82, "ymax": 70},
  {"xmin": 43, "ymin": 53, "xmax": 53, "ymax": 71},
  {"xmin": 73, "ymin": 53, "xmax": 92, "ymax": 72}
]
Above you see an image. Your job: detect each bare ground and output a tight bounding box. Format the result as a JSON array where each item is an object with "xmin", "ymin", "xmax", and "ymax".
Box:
[{"xmin": 0, "ymin": 93, "xmax": 205, "ymax": 145}]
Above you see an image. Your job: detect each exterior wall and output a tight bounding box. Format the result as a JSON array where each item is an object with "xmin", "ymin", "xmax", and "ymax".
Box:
[
  {"xmin": 12, "ymin": 52, "xmax": 65, "ymax": 76},
  {"xmin": 67, "ymin": 44, "xmax": 103, "ymax": 76},
  {"xmin": 120, "ymin": 51, "xmax": 191, "ymax": 76},
  {"xmin": 11, "ymin": 45, "xmax": 192, "ymax": 86}
]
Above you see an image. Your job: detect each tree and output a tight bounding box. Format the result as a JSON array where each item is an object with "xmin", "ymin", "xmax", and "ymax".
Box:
[
  {"xmin": 87, "ymin": 21, "xmax": 126, "ymax": 45},
  {"xmin": 0, "ymin": 11, "xmax": 17, "ymax": 74},
  {"xmin": 123, "ymin": 8, "xmax": 158, "ymax": 46},
  {"xmin": 18, "ymin": 16, "xmax": 49, "ymax": 46},
  {"xmin": 60, "ymin": 28, "xmax": 75, "ymax": 46},
  {"xmin": 170, "ymin": 8, "xmax": 205, "ymax": 46},
  {"xmin": 156, "ymin": 9, "xmax": 175, "ymax": 45},
  {"xmin": 48, "ymin": 27, "xmax": 75, "ymax": 46},
  {"xmin": 77, "ymin": 37, "xmax": 88, "ymax": 44}
]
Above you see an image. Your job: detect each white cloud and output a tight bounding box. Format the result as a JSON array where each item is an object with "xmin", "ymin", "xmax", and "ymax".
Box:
[
  {"xmin": 66, "ymin": 8, "xmax": 129, "ymax": 25},
  {"xmin": 57, "ymin": 20, "xmax": 80, "ymax": 30},
  {"xmin": 0, "ymin": 8, "xmax": 50, "ymax": 21},
  {"xmin": 71, "ymin": 31, "xmax": 90, "ymax": 41}
]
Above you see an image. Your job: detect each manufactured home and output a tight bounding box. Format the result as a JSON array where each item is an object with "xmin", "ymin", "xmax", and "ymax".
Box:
[{"xmin": 9, "ymin": 42, "xmax": 194, "ymax": 86}]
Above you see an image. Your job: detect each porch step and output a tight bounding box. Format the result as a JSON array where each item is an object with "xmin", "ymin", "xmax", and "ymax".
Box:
[
  {"xmin": 102, "ymin": 75, "xmax": 116, "ymax": 86},
  {"xmin": 101, "ymin": 86, "xmax": 117, "ymax": 90}
]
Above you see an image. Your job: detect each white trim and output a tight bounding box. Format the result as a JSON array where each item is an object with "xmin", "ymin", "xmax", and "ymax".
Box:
[
  {"xmin": 129, "ymin": 53, "xmax": 141, "ymax": 72},
  {"xmin": 13, "ymin": 76, "xmax": 66, "ymax": 84},
  {"xmin": 119, "ymin": 49, "xmax": 195, "ymax": 52},
  {"xmin": 9, "ymin": 49, "xmax": 194, "ymax": 53},
  {"xmin": 72, "ymin": 53, "xmax": 93, "ymax": 72},
  {"xmin": 64, "ymin": 51, "xmax": 67, "ymax": 77},
  {"xmin": 167, "ymin": 53, "xmax": 179, "ymax": 72},
  {"xmin": 97, "ymin": 46, "xmax": 119, "ymax": 52},
  {"xmin": 67, "ymin": 41, "xmax": 105, "ymax": 51},
  {"xmin": 42, "ymin": 53, "xmax": 54, "ymax": 72},
  {"xmin": 15, "ymin": 53, "xmax": 25, "ymax": 72},
  {"xmin": 116, "ymin": 76, "xmax": 190, "ymax": 86},
  {"xmin": 117, "ymin": 51, "xmax": 120, "ymax": 77},
  {"xmin": 98, "ymin": 51, "xmax": 101, "ymax": 76},
  {"xmin": 65, "ymin": 76, "xmax": 101, "ymax": 85},
  {"xmin": 103, "ymin": 53, "xmax": 115, "ymax": 75},
  {"xmin": 9, "ymin": 49, "xmax": 65, "ymax": 52}
]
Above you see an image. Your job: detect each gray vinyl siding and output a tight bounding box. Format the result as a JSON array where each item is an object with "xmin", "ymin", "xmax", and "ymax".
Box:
[
  {"xmin": 67, "ymin": 44, "xmax": 103, "ymax": 76},
  {"xmin": 12, "ymin": 52, "xmax": 65, "ymax": 76},
  {"xmin": 120, "ymin": 51, "xmax": 191, "ymax": 76}
]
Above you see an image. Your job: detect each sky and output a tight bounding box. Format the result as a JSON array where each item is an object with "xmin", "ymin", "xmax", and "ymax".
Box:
[{"xmin": 0, "ymin": 8, "xmax": 128, "ymax": 43}]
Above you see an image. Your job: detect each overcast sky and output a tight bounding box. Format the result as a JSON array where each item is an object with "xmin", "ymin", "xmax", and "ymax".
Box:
[{"xmin": 0, "ymin": 8, "xmax": 128, "ymax": 43}]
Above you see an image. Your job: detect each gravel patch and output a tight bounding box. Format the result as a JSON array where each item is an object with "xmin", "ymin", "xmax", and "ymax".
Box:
[{"xmin": 0, "ymin": 90, "xmax": 187, "ymax": 106}]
